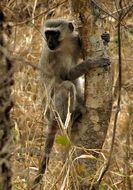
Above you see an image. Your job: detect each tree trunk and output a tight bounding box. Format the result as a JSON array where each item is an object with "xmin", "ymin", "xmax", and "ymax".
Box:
[
  {"xmin": 69, "ymin": 0, "xmax": 112, "ymax": 189},
  {"xmin": 0, "ymin": 9, "xmax": 13, "ymax": 190}
]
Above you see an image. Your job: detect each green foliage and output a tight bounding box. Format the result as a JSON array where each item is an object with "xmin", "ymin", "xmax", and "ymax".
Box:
[
  {"xmin": 100, "ymin": 183, "xmax": 116, "ymax": 190},
  {"xmin": 0, "ymin": 182, "xmax": 3, "ymax": 190},
  {"xmin": 114, "ymin": 36, "xmax": 118, "ymax": 45},
  {"xmin": 56, "ymin": 135, "xmax": 70, "ymax": 146}
]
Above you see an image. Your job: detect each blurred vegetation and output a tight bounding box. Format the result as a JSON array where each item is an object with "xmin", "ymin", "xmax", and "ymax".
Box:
[{"xmin": 1, "ymin": 0, "xmax": 133, "ymax": 189}]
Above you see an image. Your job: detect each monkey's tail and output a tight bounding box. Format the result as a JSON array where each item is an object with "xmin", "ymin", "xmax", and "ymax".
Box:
[{"xmin": 31, "ymin": 126, "xmax": 57, "ymax": 190}]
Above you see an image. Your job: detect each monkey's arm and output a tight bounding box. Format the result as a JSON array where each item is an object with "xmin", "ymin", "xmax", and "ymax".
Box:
[{"xmin": 64, "ymin": 57, "xmax": 111, "ymax": 81}]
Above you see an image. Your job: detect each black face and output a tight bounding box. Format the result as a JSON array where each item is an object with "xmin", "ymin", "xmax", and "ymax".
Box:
[{"xmin": 45, "ymin": 30, "xmax": 60, "ymax": 50}]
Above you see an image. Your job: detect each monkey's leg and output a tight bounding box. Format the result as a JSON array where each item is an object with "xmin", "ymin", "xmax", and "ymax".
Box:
[
  {"xmin": 54, "ymin": 81, "xmax": 77, "ymax": 123},
  {"xmin": 32, "ymin": 82, "xmax": 76, "ymax": 189},
  {"xmin": 31, "ymin": 123, "xmax": 57, "ymax": 190},
  {"xmin": 71, "ymin": 95, "xmax": 86, "ymax": 122}
]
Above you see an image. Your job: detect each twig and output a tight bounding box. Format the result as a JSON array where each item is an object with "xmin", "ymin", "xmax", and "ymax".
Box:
[
  {"xmin": 90, "ymin": 0, "xmax": 133, "ymax": 29},
  {"xmin": 124, "ymin": 105, "xmax": 132, "ymax": 190},
  {"xmin": 102, "ymin": 1, "xmax": 133, "ymax": 19},
  {"xmin": 121, "ymin": 2, "xmax": 133, "ymax": 20},
  {"xmin": 12, "ymin": 0, "xmax": 67, "ymax": 26}
]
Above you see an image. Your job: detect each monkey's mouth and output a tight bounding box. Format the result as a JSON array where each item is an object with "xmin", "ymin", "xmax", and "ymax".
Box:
[
  {"xmin": 48, "ymin": 41, "xmax": 60, "ymax": 51},
  {"xmin": 48, "ymin": 44, "xmax": 56, "ymax": 50}
]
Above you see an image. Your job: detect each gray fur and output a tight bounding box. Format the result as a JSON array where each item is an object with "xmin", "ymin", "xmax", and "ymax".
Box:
[{"xmin": 32, "ymin": 19, "xmax": 110, "ymax": 190}]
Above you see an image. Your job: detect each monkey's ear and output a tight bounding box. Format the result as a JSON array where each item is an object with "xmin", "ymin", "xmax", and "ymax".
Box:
[{"xmin": 68, "ymin": 22, "xmax": 74, "ymax": 32}]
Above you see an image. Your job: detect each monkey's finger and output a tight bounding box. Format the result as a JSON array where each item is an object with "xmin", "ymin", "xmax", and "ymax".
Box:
[{"xmin": 100, "ymin": 58, "xmax": 111, "ymax": 66}]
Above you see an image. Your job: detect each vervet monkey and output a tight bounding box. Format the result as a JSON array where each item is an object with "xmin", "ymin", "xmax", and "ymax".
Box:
[{"xmin": 32, "ymin": 19, "xmax": 110, "ymax": 189}]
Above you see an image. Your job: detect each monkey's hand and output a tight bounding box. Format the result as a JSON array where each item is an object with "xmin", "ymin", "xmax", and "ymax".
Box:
[
  {"xmin": 92, "ymin": 57, "xmax": 111, "ymax": 67},
  {"xmin": 101, "ymin": 32, "xmax": 110, "ymax": 45}
]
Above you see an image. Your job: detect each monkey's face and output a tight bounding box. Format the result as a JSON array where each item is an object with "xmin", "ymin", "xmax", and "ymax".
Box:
[
  {"xmin": 45, "ymin": 30, "xmax": 60, "ymax": 50},
  {"xmin": 44, "ymin": 20, "xmax": 75, "ymax": 51}
]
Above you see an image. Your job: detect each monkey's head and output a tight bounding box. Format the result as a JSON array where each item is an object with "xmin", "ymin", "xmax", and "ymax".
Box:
[{"xmin": 44, "ymin": 19, "xmax": 75, "ymax": 51}]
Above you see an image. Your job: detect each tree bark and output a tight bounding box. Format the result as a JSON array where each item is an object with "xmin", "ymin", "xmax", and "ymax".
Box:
[
  {"xmin": 69, "ymin": 0, "xmax": 112, "ymax": 189},
  {"xmin": 0, "ymin": 9, "xmax": 13, "ymax": 190}
]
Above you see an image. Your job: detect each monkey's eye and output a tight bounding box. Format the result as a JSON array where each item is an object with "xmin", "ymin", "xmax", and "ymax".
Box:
[{"xmin": 68, "ymin": 22, "xmax": 74, "ymax": 32}]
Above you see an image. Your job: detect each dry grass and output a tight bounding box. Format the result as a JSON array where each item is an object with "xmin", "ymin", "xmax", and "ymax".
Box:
[{"xmin": 3, "ymin": 0, "xmax": 133, "ymax": 189}]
